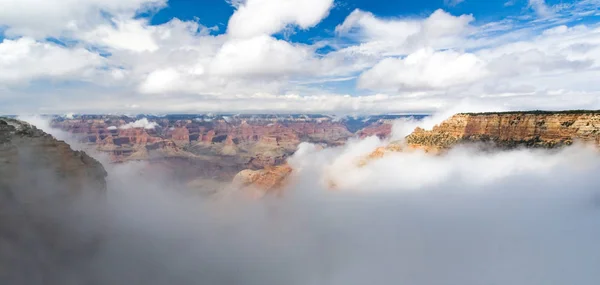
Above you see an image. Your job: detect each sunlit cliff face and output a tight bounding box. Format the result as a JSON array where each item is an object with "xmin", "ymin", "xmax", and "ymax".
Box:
[{"xmin": 14, "ymin": 114, "xmax": 600, "ymax": 285}]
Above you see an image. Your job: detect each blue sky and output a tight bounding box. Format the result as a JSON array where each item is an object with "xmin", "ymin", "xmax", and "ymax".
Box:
[
  {"xmin": 0, "ymin": 0, "xmax": 599, "ymax": 114},
  {"xmin": 150, "ymin": 0, "xmax": 523, "ymax": 36},
  {"xmin": 139, "ymin": 0, "xmax": 524, "ymax": 46},
  {"xmin": 145, "ymin": 0, "xmax": 575, "ymax": 41}
]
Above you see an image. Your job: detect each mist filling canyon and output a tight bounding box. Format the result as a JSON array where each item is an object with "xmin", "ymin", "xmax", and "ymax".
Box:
[{"xmin": 1, "ymin": 111, "xmax": 599, "ymax": 285}]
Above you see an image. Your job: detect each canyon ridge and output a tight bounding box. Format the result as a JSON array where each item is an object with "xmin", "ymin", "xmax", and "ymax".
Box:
[
  {"xmin": 32, "ymin": 110, "xmax": 600, "ymax": 194},
  {"xmin": 235, "ymin": 111, "xmax": 600, "ymax": 193}
]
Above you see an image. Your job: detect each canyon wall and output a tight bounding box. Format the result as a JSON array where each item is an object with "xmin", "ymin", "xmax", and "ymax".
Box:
[
  {"xmin": 238, "ymin": 111, "xmax": 600, "ymax": 192},
  {"xmin": 1, "ymin": 117, "xmax": 107, "ymax": 193},
  {"xmin": 51, "ymin": 115, "xmax": 402, "ymax": 182},
  {"xmin": 0, "ymin": 118, "xmax": 107, "ymax": 284},
  {"xmin": 406, "ymin": 111, "xmax": 600, "ymax": 150}
]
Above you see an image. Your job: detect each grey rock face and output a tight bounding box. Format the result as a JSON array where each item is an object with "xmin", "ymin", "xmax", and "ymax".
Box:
[{"xmin": 0, "ymin": 118, "xmax": 107, "ymax": 284}]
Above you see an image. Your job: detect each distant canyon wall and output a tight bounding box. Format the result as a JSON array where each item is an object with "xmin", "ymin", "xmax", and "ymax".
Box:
[
  {"xmin": 50, "ymin": 115, "xmax": 399, "ymax": 182},
  {"xmin": 239, "ymin": 111, "xmax": 600, "ymax": 193},
  {"xmin": 406, "ymin": 111, "xmax": 600, "ymax": 150}
]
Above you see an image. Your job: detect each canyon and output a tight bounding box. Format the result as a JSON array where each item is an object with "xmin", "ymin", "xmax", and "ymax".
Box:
[
  {"xmin": 237, "ymin": 111, "xmax": 600, "ymax": 193},
  {"xmin": 18, "ymin": 110, "xmax": 600, "ymax": 196},
  {"xmin": 50, "ymin": 114, "xmax": 413, "ymax": 184},
  {"xmin": 2, "ymin": 111, "xmax": 600, "ymax": 281}
]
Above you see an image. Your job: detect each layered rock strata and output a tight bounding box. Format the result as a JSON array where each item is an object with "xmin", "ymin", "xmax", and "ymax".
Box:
[
  {"xmin": 51, "ymin": 115, "xmax": 400, "ymax": 182},
  {"xmin": 237, "ymin": 111, "xmax": 600, "ymax": 193},
  {"xmin": 406, "ymin": 111, "xmax": 600, "ymax": 151}
]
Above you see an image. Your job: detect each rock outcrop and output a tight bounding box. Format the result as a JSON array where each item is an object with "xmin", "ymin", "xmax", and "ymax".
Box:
[
  {"xmin": 406, "ymin": 111, "xmax": 600, "ymax": 151},
  {"xmin": 233, "ymin": 164, "xmax": 293, "ymax": 198},
  {"xmin": 0, "ymin": 118, "xmax": 107, "ymax": 284},
  {"xmin": 1, "ymin": 118, "xmax": 107, "ymax": 192}
]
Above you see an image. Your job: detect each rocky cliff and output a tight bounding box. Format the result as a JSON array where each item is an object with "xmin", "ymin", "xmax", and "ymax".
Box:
[
  {"xmin": 406, "ymin": 111, "xmax": 600, "ymax": 150},
  {"xmin": 236, "ymin": 111, "xmax": 600, "ymax": 192},
  {"xmin": 0, "ymin": 117, "xmax": 107, "ymax": 284}
]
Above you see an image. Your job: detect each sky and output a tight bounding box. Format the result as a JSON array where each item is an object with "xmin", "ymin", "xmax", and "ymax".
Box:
[{"xmin": 1, "ymin": 0, "xmax": 600, "ymax": 114}]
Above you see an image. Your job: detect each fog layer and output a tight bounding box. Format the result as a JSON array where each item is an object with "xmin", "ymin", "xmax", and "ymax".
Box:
[{"xmin": 14, "ymin": 115, "xmax": 600, "ymax": 285}]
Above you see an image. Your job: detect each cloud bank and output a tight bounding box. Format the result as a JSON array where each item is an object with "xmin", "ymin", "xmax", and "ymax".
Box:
[{"xmin": 7, "ymin": 115, "xmax": 599, "ymax": 285}]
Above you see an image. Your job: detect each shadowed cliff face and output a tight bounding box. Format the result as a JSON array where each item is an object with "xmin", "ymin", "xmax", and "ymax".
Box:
[
  {"xmin": 0, "ymin": 118, "xmax": 107, "ymax": 284},
  {"xmin": 0, "ymin": 118, "xmax": 107, "ymax": 192}
]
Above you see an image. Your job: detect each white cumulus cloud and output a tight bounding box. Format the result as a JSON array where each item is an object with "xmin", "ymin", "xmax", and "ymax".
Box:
[
  {"xmin": 119, "ymin": 118, "xmax": 159, "ymax": 129},
  {"xmin": 83, "ymin": 19, "xmax": 160, "ymax": 52},
  {"xmin": 210, "ymin": 35, "xmax": 314, "ymax": 77},
  {"xmin": 0, "ymin": 37, "xmax": 104, "ymax": 84},
  {"xmin": 336, "ymin": 9, "xmax": 474, "ymax": 56},
  {"xmin": 358, "ymin": 48, "xmax": 488, "ymax": 90},
  {"xmin": 227, "ymin": 0, "xmax": 334, "ymax": 38},
  {"xmin": 1, "ymin": 0, "xmax": 600, "ymax": 114},
  {"xmin": 0, "ymin": 0, "xmax": 166, "ymax": 39}
]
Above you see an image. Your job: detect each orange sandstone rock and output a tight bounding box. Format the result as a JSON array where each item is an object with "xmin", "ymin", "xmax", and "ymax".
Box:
[
  {"xmin": 406, "ymin": 111, "xmax": 600, "ymax": 150},
  {"xmin": 233, "ymin": 164, "xmax": 293, "ymax": 197}
]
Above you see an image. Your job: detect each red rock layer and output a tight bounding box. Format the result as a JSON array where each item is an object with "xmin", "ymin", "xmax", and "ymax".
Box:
[{"xmin": 356, "ymin": 123, "xmax": 392, "ymax": 139}]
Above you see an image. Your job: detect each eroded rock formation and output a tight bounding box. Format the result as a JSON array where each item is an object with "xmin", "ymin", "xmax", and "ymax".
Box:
[
  {"xmin": 406, "ymin": 111, "xmax": 600, "ymax": 151},
  {"xmin": 233, "ymin": 164, "xmax": 293, "ymax": 197},
  {"xmin": 236, "ymin": 111, "xmax": 600, "ymax": 193},
  {"xmin": 51, "ymin": 115, "xmax": 405, "ymax": 183}
]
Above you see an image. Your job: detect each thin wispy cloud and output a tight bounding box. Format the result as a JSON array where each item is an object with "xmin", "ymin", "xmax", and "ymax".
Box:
[{"xmin": 444, "ymin": 0, "xmax": 465, "ymax": 6}]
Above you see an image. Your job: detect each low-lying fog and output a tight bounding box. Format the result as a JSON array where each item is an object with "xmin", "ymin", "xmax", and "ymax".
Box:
[{"xmin": 14, "ymin": 113, "xmax": 600, "ymax": 285}]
